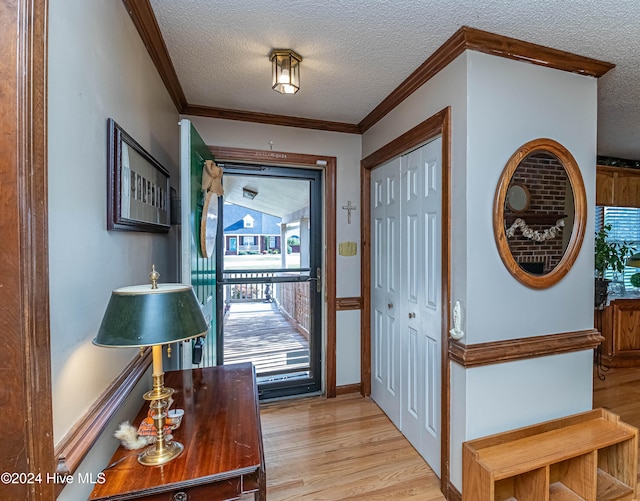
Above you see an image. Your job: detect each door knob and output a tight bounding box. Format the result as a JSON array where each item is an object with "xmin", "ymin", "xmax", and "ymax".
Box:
[
  {"xmin": 387, "ymin": 303, "xmax": 393, "ymax": 309},
  {"xmin": 408, "ymin": 312, "xmax": 416, "ymax": 319}
]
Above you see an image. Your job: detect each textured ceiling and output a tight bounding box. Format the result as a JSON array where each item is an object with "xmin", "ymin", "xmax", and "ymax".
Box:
[{"xmin": 150, "ymin": 0, "xmax": 640, "ymax": 159}]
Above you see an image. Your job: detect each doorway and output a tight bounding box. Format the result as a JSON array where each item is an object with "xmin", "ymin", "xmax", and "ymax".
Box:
[{"xmin": 217, "ymin": 164, "xmax": 323, "ymax": 399}]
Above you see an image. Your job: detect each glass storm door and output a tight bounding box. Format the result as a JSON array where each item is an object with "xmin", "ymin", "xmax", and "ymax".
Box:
[{"xmin": 216, "ymin": 164, "xmax": 323, "ymax": 400}]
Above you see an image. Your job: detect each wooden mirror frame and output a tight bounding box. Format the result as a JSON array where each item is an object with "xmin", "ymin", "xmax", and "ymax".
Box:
[{"xmin": 493, "ymin": 138, "xmax": 587, "ymax": 289}]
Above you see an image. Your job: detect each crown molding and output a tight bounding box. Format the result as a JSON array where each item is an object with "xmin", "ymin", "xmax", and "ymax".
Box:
[
  {"xmin": 358, "ymin": 26, "xmax": 614, "ymax": 132},
  {"xmin": 124, "ymin": 4, "xmax": 615, "ymax": 136},
  {"xmin": 122, "ymin": 0, "xmax": 187, "ymax": 111},
  {"xmin": 462, "ymin": 25, "xmax": 615, "ymax": 77},
  {"xmin": 183, "ymin": 104, "xmax": 360, "ymax": 134}
]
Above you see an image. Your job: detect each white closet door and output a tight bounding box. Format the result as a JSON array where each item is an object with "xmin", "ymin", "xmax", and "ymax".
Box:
[
  {"xmin": 370, "ymin": 157, "xmax": 402, "ymax": 427},
  {"xmin": 400, "ymin": 137, "xmax": 442, "ymax": 476},
  {"xmin": 370, "ymin": 137, "xmax": 442, "ymax": 478},
  {"xmin": 400, "ymin": 146, "xmax": 422, "ymax": 451},
  {"xmin": 419, "ymin": 137, "xmax": 442, "ymax": 476}
]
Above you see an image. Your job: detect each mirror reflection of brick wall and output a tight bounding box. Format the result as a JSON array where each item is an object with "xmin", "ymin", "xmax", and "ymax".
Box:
[{"xmin": 506, "ymin": 152, "xmax": 571, "ymax": 275}]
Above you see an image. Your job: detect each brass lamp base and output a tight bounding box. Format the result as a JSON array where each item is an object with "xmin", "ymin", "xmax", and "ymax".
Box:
[
  {"xmin": 143, "ymin": 386, "xmax": 173, "ymax": 401},
  {"xmin": 138, "ymin": 439, "xmax": 184, "ymax": 466}
]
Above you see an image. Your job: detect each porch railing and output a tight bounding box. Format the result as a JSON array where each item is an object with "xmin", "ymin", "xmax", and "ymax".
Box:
[
  {"xmin": 278, "ymin": 282, "xmax": 310, "ymax": 336},
  {"xmin": 224, "ymin": 272, "xmax": 275, "ymax": 303},
  {"xmin": 222, "ymin": 270, "xmax": 310, "ymax": 336}
]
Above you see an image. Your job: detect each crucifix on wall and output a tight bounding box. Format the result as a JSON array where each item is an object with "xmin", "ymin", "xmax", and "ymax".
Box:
[{"xmin": 342, "ymin": 200, "xmax": 357, "ymax": 224}]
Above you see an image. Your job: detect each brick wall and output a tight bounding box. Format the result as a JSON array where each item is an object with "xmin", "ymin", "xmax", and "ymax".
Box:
[{"xmin": 505, "ymin": 152, "xmax": 571, "ymax": 274}]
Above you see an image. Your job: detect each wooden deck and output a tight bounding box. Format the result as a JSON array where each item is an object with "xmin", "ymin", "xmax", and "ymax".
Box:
[{"xmin": 223, "ymin": 301, "xmax": 310, "ymax": 377}]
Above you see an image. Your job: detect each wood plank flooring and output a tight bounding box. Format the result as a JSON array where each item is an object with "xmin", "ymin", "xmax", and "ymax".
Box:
[
  {"xmin": 593, "ymin": 365, "xmax": 640, "ymax": 430},
  {"xmin": 593, "ymin": 365, "xmax": 640, "ymax": 495},
  {"xmin": 259, "ymin": 393, "xmax": 445, "ymax": 500},
  {"xmin": 249, "ymin": 366, "xmax": 640, "ymax": 500}
]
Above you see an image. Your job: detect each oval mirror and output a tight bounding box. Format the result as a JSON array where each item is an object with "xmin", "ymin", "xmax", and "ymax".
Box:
[{"xmin": 493, "ymin": 138, "xmax": 587, "ymax": 289}]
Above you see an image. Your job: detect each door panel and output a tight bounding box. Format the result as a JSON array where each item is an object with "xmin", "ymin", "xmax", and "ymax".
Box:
[
  {"xmin": 425, "ymin": 332, "xmax": 439, "ymax": 437},
  {"xmin": 179, "ymin": 119, "xmax": 217, "ymax": 369},
  {"xmin": 386, "ymin": 314, "xmax": 398, "ymax": 399},
  {"xmin": 371, "ymin": 157, "xmax": 401, "ymax": 427},
  {"xmin": 419, "ymin": 138, "xmax": 442, "ymax": 475},
  {"xmin": 401, "ymin": 148, "xmax": 423, "ymax": 449},
  {"xmin": 426, "ymin": 212, "xmax": 438, "ymax": 308}
]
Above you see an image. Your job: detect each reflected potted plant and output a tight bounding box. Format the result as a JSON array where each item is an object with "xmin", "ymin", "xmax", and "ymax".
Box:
[{"xmin": 595, "ymin": 224, "xmax": 635, "ymax": 307}]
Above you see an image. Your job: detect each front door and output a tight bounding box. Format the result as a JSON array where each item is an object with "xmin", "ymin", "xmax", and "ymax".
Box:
[
  {"xmin": 217, "ymin": 164, "xmax": 323, "ymax": 400},
  {"xmin": 178, "ymin": 119, "xmax": 217, "ymax": 369}
]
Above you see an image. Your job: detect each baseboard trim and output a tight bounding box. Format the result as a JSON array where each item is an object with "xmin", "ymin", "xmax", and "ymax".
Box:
[
  {"xmin": 446, "ymin": 481, "xmax": 462, "ymax": 501},
  {"xmin": 449, "ymin": 329, "xmax": 603, "ymax": 368},
  {"xmin": 335, "ymin": 383, "xmax": 361, "ymax": 395}
]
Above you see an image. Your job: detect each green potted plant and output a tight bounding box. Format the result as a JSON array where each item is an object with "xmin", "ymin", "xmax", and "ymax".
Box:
[{"xmin": 595, "ymin": 224, "xmax": 635, "ymax": 307}]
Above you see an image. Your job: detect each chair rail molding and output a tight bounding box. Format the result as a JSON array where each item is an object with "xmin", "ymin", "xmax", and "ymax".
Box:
[{"xmin": 449, "ymin": 329, "xmax": 604, "ymax": 368}]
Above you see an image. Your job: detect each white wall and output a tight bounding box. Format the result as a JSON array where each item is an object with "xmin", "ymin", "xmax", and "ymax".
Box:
[
  {"xmin": 450, "ymin": 350, "xmax": 593, "ymax": 488},
  {"xmin": 363, "ymin": 50, "xmax": 598, "ymax": 491},
  {"xmin": 449, "ymin": 51, "xmax": 598, "ymax": 489},
  {"xmin": 182, "ymin": 116, "xmax": 363, "ymax": 385},
  {"xmin": 48, "ymin": 1, "xmax": 180, "ymax": 497},
  {"xmin": 465, "ymin": 51, "xmax": 597, "ymax": 344}
]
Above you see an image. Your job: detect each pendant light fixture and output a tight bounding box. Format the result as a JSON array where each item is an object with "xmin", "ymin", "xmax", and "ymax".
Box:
[{"xmin": 269, "ymin": 49, "xmax": 302, "ymax": 94}]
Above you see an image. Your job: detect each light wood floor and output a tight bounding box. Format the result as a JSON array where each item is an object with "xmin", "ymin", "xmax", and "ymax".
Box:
[
  {"xmin": 593, "ymin": 365, "xmax": 640, "ymax": 430},
  {"xmin": 259, "ymin": 393, "xmax": 445, "ymax": 500},
  {"xmin": 593, "ymin": 365, "xmax": 640, "ymax": 496},
  {"xmin": 251, "ymin": 365, "xmax": 640, "ymax": 500}
]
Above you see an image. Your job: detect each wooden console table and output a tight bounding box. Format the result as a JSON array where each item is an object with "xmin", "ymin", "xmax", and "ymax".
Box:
[{"xmin": 90, "ymin": 363, "xmax": 266, "ymax": 500}]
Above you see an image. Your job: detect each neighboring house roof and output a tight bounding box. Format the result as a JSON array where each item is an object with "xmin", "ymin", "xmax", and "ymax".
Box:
[{"xmin": 223, "ymin": 203, "xmax": 281, "ymax": 235}]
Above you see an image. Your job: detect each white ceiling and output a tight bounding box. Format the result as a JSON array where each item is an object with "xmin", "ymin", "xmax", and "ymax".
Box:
[
  {"xmin": 149, "ymin": 0, "xmax": 640, "ymax": 160},
  {"xmin": 223, "ymin": 174, "xmax": 310, "ymax": 220}
]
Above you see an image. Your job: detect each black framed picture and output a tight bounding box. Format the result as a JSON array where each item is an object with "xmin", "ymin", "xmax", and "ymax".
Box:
[{"xmin": 107, "ymin": 118, "xmax": 170, "ymax": 232}]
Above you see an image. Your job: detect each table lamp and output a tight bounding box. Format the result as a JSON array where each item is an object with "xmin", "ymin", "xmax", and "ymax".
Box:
[{"xmin": 93, "ymin": 265, "xmax": 207, "ymax": 466}]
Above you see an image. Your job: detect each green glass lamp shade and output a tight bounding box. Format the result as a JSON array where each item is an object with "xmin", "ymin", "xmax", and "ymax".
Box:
[{"xmin": 94, "ymin": 284, "xmax": 207, "ymax": 348}]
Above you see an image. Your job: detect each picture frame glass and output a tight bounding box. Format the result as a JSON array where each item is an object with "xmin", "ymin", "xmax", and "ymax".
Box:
[
  {"xmin": 108, "ymin": 118, "xmax": 171, "ymax": 233},
  {"xmin": 121, "ymin": 143, "xmax": 170, "ymax": 227}
]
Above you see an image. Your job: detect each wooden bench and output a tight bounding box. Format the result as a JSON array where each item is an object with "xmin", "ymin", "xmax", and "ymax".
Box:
[{"xmin": 463, "ymin": 408, "xmax": 638, "ymax": 500}]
